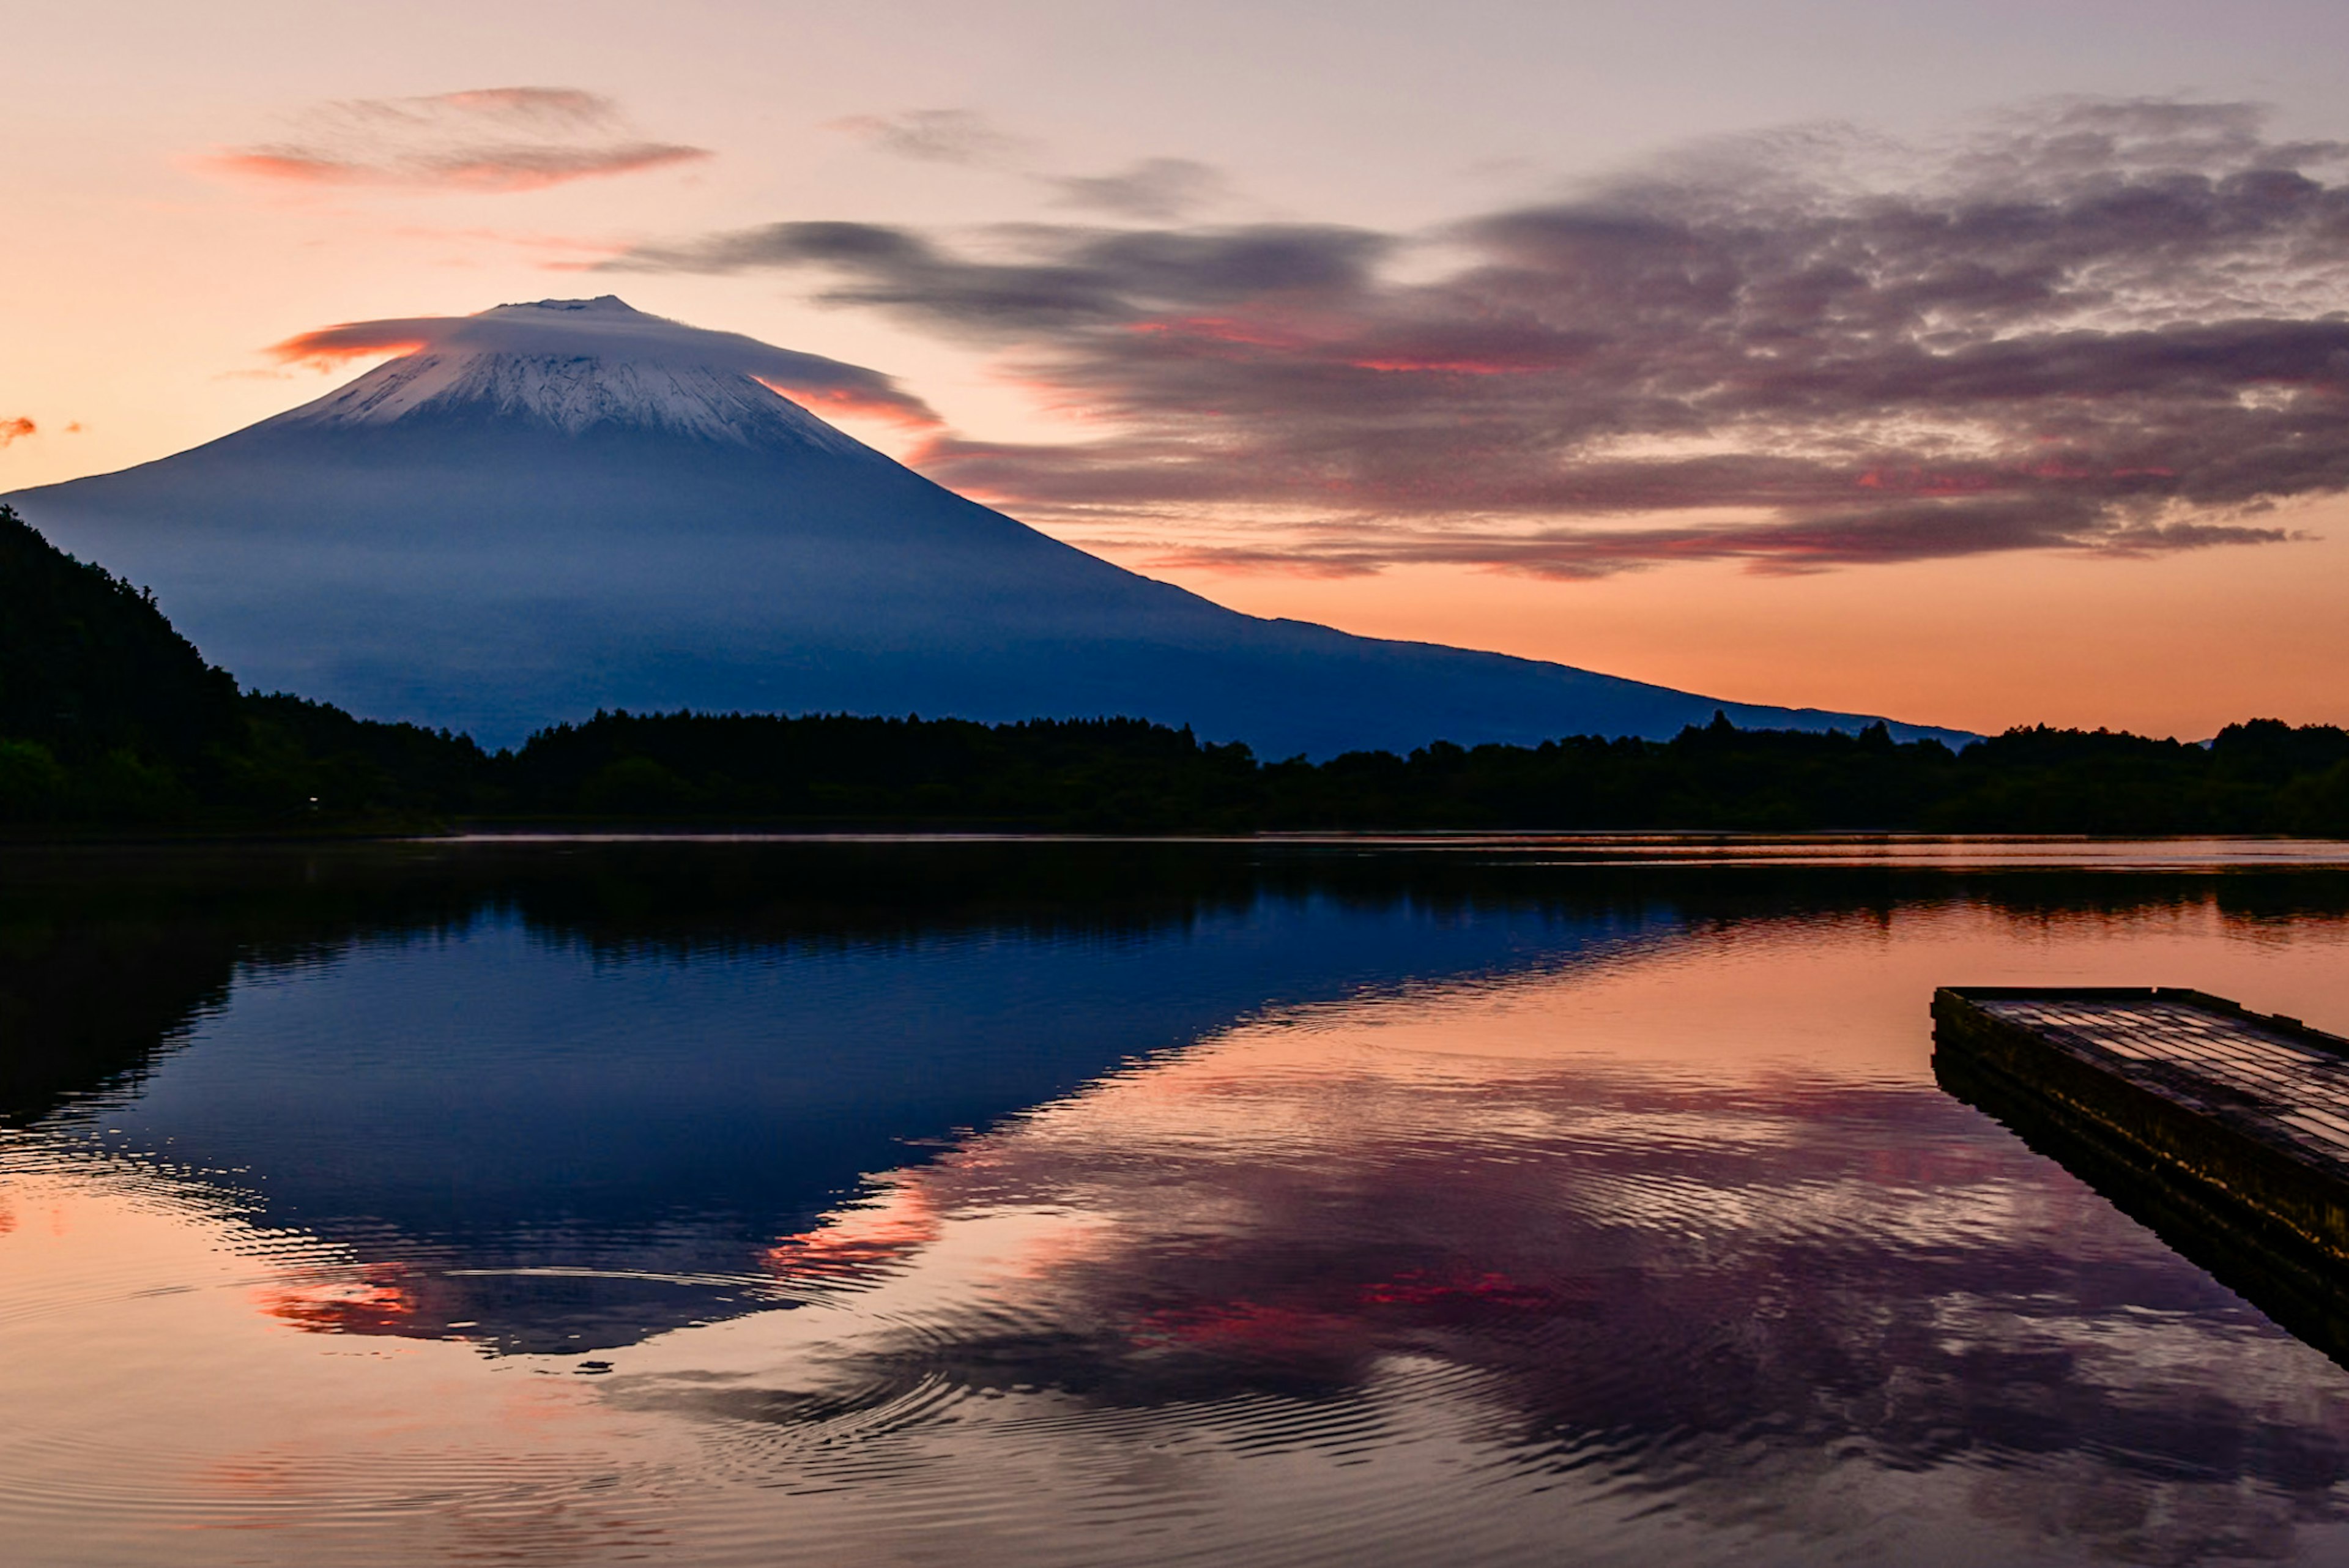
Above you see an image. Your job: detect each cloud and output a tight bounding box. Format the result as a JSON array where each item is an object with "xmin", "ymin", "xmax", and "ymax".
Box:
[
  {"xmin": 606, "ymin": 99, "xmax": 2349, "ymax": 576},
  {"xmin": 207, "ymin": 87, "xmax": 710, "ymax": 193},
  {"xmin": 710, "ymin": 957, "xmax": 2334, "ymax": 1566},
  {"xmin": 1052, "ymin": 158, "xmax": 1227, "ymax": 220},
  {"xmin": 268, "ymin": 321, "xmax": 441, "ymax": 370},
  {"xmin": 1135, "ymin": 507, "xmax": 2296, "ymax": 582},
  {"xmin": 614, "ymin": 220, "xmax": 1393, "ymax": 338},
  {"xmin": 826, "ymin": 108, "xmax": 1029, "ymax": 169},
  {"xmin": 265, "ymin": 296, "xmax": 941, "ymax": 428},
  {"xmin": 827, "ymin": 111, "xmax": 1226, "ymax": 218},
  {"xmin": 0, "ymin": 417, "xmax": 34, "ymax": 447}
]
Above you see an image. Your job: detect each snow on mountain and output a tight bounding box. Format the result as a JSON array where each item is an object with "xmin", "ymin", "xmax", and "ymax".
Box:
[
  {"xmin": 262, "ymin": 298, "xmax": 877, "ymax": 454},
  {"xmin": 3, "ymin": 298, "xmax": 1971, "ymax": 754}
]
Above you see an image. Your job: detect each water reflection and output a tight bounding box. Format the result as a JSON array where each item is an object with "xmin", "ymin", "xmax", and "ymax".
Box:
[
  {"xmin": 6, "ymin": 842, "xmax": 1690, "ymax": 1350},
  {"xmin": 7, "ymin": 841, "xmax": 2349, "ymax": 1565},
  {"xmin": 1939, "ymin": 1044, "xmax": 2349, "ymax": 1378},
  {"xmin": 642, "ymin": 1016, "xmax": 2349, "ymax": 1566}
]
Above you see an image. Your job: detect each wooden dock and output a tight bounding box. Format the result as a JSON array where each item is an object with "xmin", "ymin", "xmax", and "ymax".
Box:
[{"xmin": 1934, "ymin": 986, "xmax": 2349, "ymax": 1363}]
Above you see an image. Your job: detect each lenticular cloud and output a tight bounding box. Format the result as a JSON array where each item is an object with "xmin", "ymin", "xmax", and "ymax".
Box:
[
  {"xmin": 610, "ymin": 98, "xmax": 2349, "ymax": 576},
  {"xmin": 269, "ymin": 298, "xmax": 941, "ymax": 429}
]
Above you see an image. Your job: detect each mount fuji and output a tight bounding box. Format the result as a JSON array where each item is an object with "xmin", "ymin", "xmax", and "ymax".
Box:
[{"xmin": 7, "ymin": 298, "xmax": 1967, "ymax": 754}]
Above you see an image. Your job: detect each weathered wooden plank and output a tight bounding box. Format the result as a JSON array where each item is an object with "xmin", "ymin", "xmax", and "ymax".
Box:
[{"xmin": 1932, "ymin": 986, "xmax": 2349, "ymax": 1359}]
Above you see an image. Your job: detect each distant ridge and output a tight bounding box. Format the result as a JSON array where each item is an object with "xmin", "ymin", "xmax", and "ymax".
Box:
[{"xmin": 6, "ymin": 297, "xmax": 1973, "ymax": 754}]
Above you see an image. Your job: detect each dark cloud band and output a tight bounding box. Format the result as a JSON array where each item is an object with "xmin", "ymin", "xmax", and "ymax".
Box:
[{"xmin": 607, "ymin": 100, "xmax": 2349, "ymax": 575}]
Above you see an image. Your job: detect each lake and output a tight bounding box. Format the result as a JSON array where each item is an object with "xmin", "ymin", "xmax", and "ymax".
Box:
[{"xmin": 7, "ymin": 836, "xmax": 2349, "ymax": 1566}]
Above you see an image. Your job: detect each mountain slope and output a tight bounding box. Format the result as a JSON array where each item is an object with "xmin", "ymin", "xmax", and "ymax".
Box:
[{"xmin": 6, "ymin": 297, "xmax": 1970, "ymax": 754}]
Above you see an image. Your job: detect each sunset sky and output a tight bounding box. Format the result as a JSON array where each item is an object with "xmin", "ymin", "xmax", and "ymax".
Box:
[{"xmin": 7, "ymin": 0, "xmax": 2349, "ymax": 738}]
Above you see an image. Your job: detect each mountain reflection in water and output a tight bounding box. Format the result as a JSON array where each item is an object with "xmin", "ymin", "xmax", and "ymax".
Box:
[{"xmin": 6, "ymin": 840, "xmax": 2349, "ymax": 1567}]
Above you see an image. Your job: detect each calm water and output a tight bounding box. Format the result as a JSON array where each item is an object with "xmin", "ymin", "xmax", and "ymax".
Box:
[{"xmin": 8, "ymin": 838, "xmax": 2349, "ymax": 1566}]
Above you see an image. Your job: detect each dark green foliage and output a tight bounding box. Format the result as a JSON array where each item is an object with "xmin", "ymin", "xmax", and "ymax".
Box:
[
  {"xmin": 508, "ymin": 710, "xmax": 1264, "ymax": 830},
  {"xmin": 0, "ymin": 740, "xmax": 67, "ymax": 816},
  {"xmin": 2277, "ymin": 762, "xmax": 2349, "ymax": 838},
  {"xmin": 233, "ymin": 693, "xmax": 494, "ymax": 817},
  {"xmin": 2211, "ymin": 718, "xmax": 2349, "ymax": 784},
  {"xmin": 0, "ymin": 502, "xmax": 240, "ymax": 763},
  {"xmin": 0, "ymin": 505, "xmax": 484, "ymax": 828},
  {"xmin": 1257, "ymin": 719, "xmax": 1956, "ymax": 832},
  {"xmin": 477, "ymin": 708, "xmax": 2349, "ymax": 836}
]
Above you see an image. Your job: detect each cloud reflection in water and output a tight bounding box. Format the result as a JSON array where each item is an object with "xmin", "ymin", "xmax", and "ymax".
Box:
[
  {"xmin": 9, "ymin": 844, "xmax": 2349, "ymax": 1564},
  {"xmin": 625, "ymin": 932, "xmax": 2349, "ymax": 1565}
]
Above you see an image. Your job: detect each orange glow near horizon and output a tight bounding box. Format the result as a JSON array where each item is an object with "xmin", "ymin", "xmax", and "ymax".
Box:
[
  {"xmin": 1069, "ymin": 503, "xmax": 2349, "ymax": 738},
  {"xmin": 755, "ymin": 376, "xmax": 944, "ymax": 430}
]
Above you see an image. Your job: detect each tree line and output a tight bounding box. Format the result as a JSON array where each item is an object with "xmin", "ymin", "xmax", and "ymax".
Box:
[
  {"xmin": 17, "ymin": 694, "xmax": 2349, "ymax": 838},
  {"xmin": 409, "ymin": 706, "xmax": 2349, "ymax": 834},
  {"xmin": 5, "ymin": 503, "xmax": 2347, "ymax": 835}
]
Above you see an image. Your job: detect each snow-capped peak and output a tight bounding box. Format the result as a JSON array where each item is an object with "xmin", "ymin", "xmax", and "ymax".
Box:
[{"xmin": 260, "ymin": 297, "xmax": 915, "ymax": 453}]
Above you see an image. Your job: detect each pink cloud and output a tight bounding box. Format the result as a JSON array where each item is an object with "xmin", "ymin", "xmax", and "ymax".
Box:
[
  {"xmin": 754, "ymin": 376, "xmax": 942, "ymax": 430},
  {"xmin": 206, "ymin": 87, "xmax": 710, "ymax": 195},
  {"xmin": 214, "ymin": 143, "xmax": 707, "ymax": 193}
]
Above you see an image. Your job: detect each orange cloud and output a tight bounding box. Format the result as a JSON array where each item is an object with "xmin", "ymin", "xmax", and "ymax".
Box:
[
  {"xmin": 214, "ymin": 143, "xmax": 708, "ymax": 193},
  {"xmin": 0, "ymin": 417, "xmax": 34, "ymax": 447},
  {"xmin": 206, "ymin": 87, "xmax": 710, "ymax": 195},
  {"xmin": 266, "ymin": 322, "xmax": 436, "ymax": 371},
  {"xmin": 755, "ymin": 377, "xmax": 942, "ymax": 430}
]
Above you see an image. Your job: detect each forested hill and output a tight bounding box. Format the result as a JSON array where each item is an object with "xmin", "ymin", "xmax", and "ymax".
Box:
[
  {"xmin": 0, "ymin": 503, "xmax": 483, "ymax": 823},
  {"xmin": 0, "ymin": 503, "xmax": 240, "ymax": 759}
]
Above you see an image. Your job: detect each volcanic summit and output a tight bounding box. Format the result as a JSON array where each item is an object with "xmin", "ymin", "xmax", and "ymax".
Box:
[{"xmin": 6, "ymin": 298, "xmax": 1962, "ymax": 753}]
